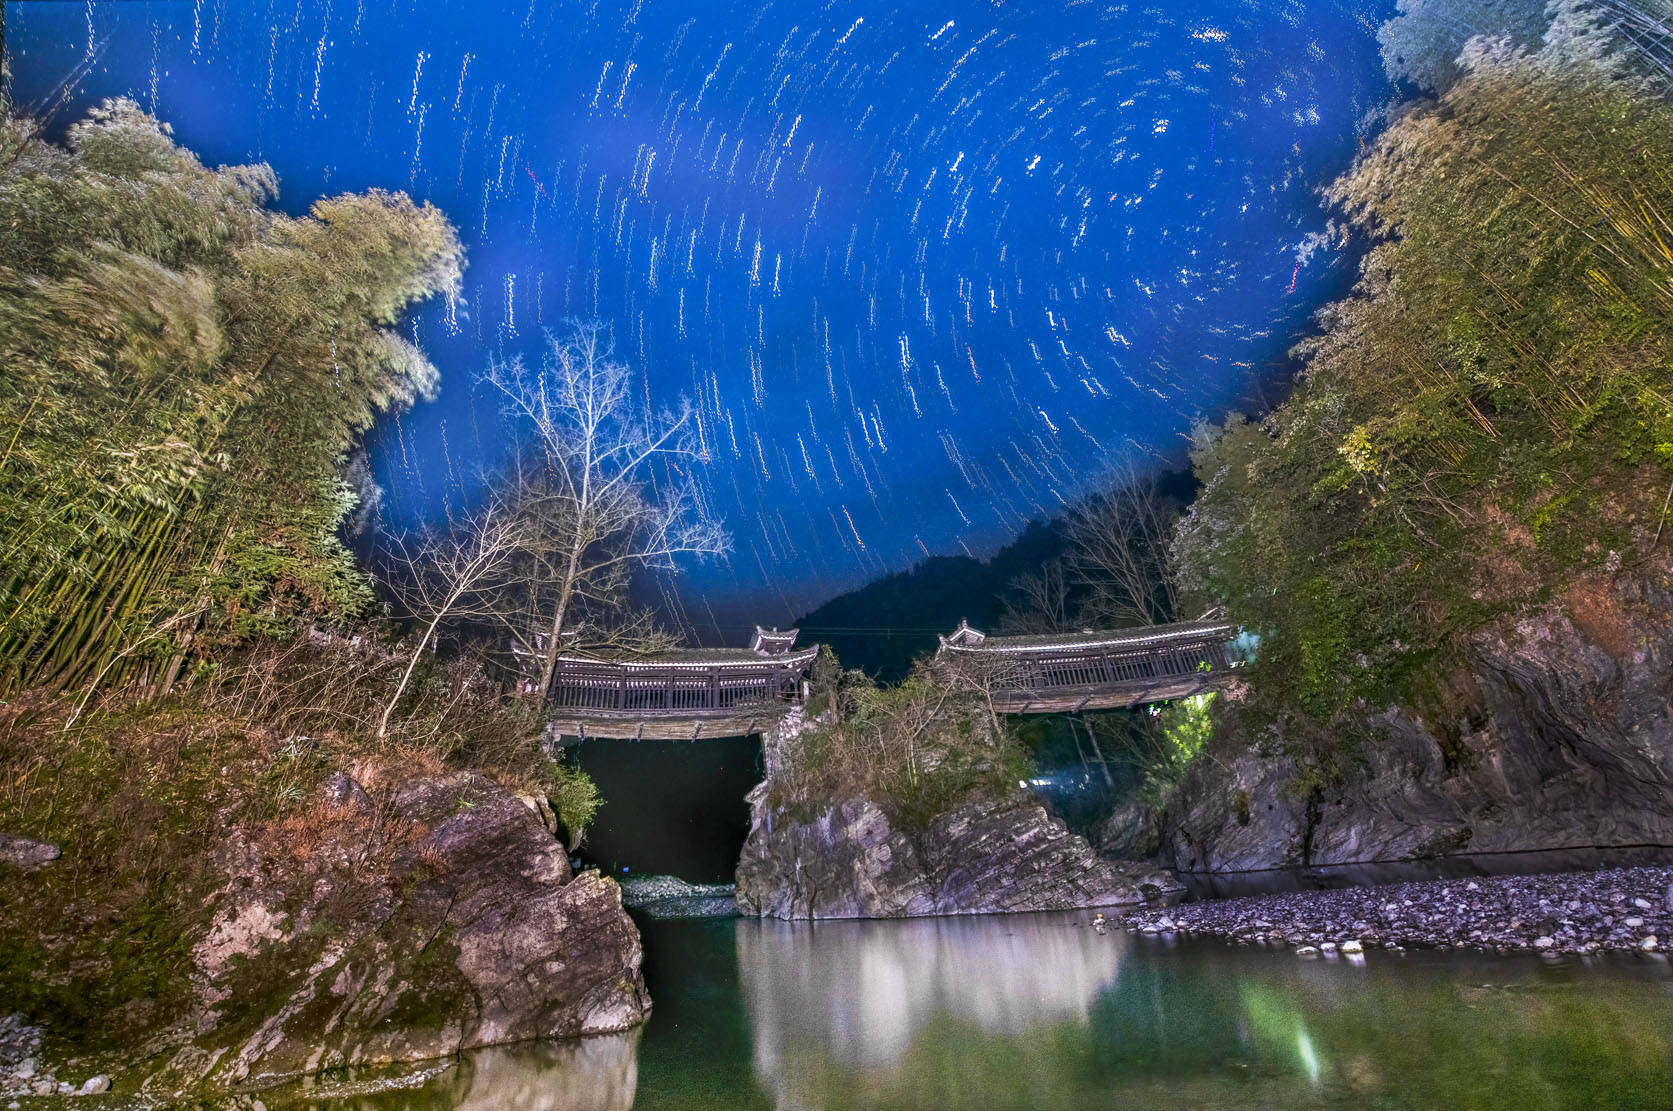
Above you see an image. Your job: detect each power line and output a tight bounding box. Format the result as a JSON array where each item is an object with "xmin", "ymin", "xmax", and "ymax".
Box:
[{"xmin": 699, "ymin": 622, "xmax": 957, "ymax": 635}]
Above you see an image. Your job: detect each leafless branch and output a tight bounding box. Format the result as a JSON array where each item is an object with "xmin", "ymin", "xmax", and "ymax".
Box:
[{"xmin": 479, "ymin": 320, "xmax": 729, "ymax": 698}]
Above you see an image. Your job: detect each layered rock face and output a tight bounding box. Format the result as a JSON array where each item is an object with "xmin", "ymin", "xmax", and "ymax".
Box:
[
  {"xmin": 736, "ymin": 789, "xmax": 1179, "ymax": 919},
  {"xmin": 144, "ymin": 771, "xmax": 649, "ymax": 1097},
  {"xmin": 1166, "ymin": 571, "xmax": 1673, "ymax": 873}
]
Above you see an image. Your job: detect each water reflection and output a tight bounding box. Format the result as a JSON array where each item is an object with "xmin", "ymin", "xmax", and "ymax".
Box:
[
  {"xmin": 452, "ymin": 1035, "xmax": 638, "ymax": 1111},
  {"xmin": 736, "ymin": 914, "xmax": 1123, "ymax": 1080},
  {"xmin": 264, "ymin": 1029, "xmax": 639, "ymax": 1111},
  {"xmin": 730, "ymin": 918, "xmax": 1673, "ymax": 1109},
  {"xmin": 272, "ymin": 916, "xmax": 1673, "ymax": 1110}
]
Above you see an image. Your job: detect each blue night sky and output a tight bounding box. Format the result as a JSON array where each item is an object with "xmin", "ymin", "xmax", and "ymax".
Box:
[{"xmin": 6, "ymin": 0, "xmax": 1396, "ymax": 633}]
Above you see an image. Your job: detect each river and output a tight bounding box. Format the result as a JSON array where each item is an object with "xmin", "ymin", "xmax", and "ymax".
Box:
[{"xmin": 265, "ymin": 909, "xmax": 1673, "ymax": 1109}]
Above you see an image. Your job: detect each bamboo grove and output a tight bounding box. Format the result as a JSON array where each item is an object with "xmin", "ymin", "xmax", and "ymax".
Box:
[
  {"xmin": 0, "ymin": 99, "xmax": 462, "ymax": 699},
  {"xmin": 1174, "ymin": 10, "xmax": 1673, "ymax": 732}
]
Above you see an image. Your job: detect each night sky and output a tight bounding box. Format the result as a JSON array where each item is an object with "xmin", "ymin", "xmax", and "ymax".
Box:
[{"xmin": 6, "ymin": 0, "xmax": 1397, "ymax": 635}]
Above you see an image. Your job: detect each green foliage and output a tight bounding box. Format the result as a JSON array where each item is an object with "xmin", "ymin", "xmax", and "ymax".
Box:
[
  {"xmin": 0, "ymin": 99, "xmax": 462, "ymax": 697},
  {"xmin": 1173, "ymin": 35, "xmax": 1673, "ymax": 754},
  {"xmin": 767, "ymin": 663, "xmax": 1034, "ymax": 831},
  {"xmin": 1156, "ymin": 693, "xmax": 1216, "ymax": 771},
  {"xmin": 1117, "ymin": 693, "xmax": 1219, "ymax": 809},
  {"xmin": 547, "ymin": 755, "xmax": 602, "ymax": 838},
  {"xmin": 802, "ymin": 644, "xmax": 870, "ymax": 717}
]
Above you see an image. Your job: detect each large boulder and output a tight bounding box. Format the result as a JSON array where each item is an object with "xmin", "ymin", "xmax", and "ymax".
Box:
[
  {"xmin": 1165, "ymin": 568, "xmax": 1673, "ymax": 874},
  {"xmin": 143, "ymin": 771, "xmax": 649, "ymax": 1097},
  {"xmin": 736, "ymin": 788, "xmax": 1179, "ymax": 919}
]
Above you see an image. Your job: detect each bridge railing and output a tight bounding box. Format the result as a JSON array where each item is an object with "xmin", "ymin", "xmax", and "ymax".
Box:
[
  {"xmin": 941, "ymin": 632, "xmax": 1231, "ymax": 702},
  {"xmin": 548, "ymin": 658, "xmax": 803, "ymax": 717},
  {"xmin": 993, "ymin": 640, "xmax": 1229, "ymax": 692}
]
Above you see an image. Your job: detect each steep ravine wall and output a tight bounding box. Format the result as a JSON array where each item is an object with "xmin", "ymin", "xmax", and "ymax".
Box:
[{"xmin": 1163, "ymin": 566, "xmax": 1673, "ymax": 874}]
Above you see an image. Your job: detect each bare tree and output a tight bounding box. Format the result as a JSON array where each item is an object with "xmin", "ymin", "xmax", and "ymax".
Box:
[
  {"xmin": 1065, "ymin": 459, "xmax": 1181, "ymax": 628},
  {"xmin": 482, "ymin": 321, "xmax": 728, "ymax": 701},
  {"xmin": 997, "ymin": 560, "xmax": 1073, "ymax": 634},
  {"xmin": 921, "ymin": 647, "xmax": 1028, "ymax": 740},
  {"xmin": 377, "ymin": 499, "xmax": 527, "ymax": 739}
]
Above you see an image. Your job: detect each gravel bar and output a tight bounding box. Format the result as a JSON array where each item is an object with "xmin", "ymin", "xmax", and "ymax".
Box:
[{"xmin": 1127, "ymin": 866, "xmax": 1673, "ymax": 955}]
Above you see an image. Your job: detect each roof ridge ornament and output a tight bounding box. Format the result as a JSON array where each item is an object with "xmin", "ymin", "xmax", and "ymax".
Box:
[
  {"xmin": 938, "ymin": 619, "xmax": 988, "ymax": 649},
  {"xmin": 750, "ymin": 625, "xmax": 800, "ymax": 655}
]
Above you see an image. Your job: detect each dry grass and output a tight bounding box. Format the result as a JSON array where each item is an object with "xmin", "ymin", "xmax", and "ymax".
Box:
[{"xmin": 1565, "ymin": 578, "xmax": 1639, "ymax": 664}]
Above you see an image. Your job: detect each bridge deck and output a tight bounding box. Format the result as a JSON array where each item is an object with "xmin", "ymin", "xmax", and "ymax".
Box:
[
  {"xmin": 985, "ymin": 673, "xmax": 1219, "ymax": 714},
  {"xmin": 548, "ymin": 707, "xmax": 797, "ymax": 741}
]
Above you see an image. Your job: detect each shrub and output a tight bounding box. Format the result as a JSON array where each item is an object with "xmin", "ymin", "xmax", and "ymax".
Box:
[{"xmin": 765, "ymin": 662, "xmax": 1034, "ymax": 831}]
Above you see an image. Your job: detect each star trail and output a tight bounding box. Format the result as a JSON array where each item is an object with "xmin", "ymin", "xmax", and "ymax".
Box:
[{"xmin": 6, "ymin": 0, "xmax": 1397, "ymax": 628}]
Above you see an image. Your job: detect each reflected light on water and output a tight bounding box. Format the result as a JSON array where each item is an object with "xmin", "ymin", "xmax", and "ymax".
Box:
[
  {"xmin": 736, "ymin": 914, "xmax": 1123, "ymax": 1089},
  {"xmin": 1296, "ymin": 1029, "xmax": 1321, "ymax": 1087}
]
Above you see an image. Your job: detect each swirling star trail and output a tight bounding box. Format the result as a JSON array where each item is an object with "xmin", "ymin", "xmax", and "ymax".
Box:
[{"xmin": 8, "ymin": 0, "xmax": 1395, "ymax": 626}]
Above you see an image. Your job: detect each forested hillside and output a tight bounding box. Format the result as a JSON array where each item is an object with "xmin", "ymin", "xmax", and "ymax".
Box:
[
  {"xmin": 0, "ymin": 101, "xmax": 649, "ymax": 1088},
  {"xmin": 792, "ymin": 521, "xmax": 1066, "ymax": 681},
  {"xmin": 1174, "ymin": 8, "xmax": 1673, "ymax": 785}
]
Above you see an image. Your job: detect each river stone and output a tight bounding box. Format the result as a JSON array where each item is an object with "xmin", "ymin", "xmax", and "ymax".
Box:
[
  {"xmin": 0, "ymin": 834, "xmax": 59, "ymax": 872},
  {"xmin": 736, "ymin": 791, "xmax": 1177, "ymax": 919}
]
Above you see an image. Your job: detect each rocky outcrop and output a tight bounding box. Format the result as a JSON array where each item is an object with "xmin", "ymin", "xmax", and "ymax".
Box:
[
  {"xmin": 736, "ymin": 789, "xmax": 1180, "ymax": 919},
  {"xmin": 1091, "ymin": 797, "xmax": 1162, "ymax": 860},
  {"xmin": 138, "ymin": 771, "xmax": 649, "ymax": 1097},
  {"xmin": 1166, "ymin": 568, "xmax": 1673, "ymax": 874},
  {"xmin": 0, "ymin": 1013, "xmax": 110, "ymax": 1099}
]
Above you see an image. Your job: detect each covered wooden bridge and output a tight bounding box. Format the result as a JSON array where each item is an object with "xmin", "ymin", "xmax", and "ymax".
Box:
[
  {"xmin": 933, "ymin": 618, "xmax": 1237, "ymax": 714},
  {"xmin": 541, "ymin": 619, "xmax": 1237, "ymax": 740},
  {"xmin": 546, "ymin": 627, "xmax": 818, "ymax": 740}
]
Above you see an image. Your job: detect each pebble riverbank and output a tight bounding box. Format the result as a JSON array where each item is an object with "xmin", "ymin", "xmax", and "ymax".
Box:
[
  {"xmin": 1126, "ymin": 867, "xmax": 1673, "ymax": 955},
  {"xmin": 0, "ymin": 1014, "xmax": 108, "ymax": 1103}
]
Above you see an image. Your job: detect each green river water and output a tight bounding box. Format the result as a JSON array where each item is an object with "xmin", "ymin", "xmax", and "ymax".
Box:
[{"xmin": 266, "ymin": 911, "xmax": 1673, "ymax": 1110}]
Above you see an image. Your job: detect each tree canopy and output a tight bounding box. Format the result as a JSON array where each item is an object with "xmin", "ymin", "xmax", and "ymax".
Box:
[
  {"xmin": 1174, "ymin": 19, "xmax": 1673, "ymax": 740},
  {"xmin": 0, "ymin": 99, "xmax": 462, "ymax": 696}
]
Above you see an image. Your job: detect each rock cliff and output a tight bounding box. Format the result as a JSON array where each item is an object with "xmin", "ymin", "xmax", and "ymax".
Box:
[
  {"xmin": 11, "ymin": 770, "xmax": 650, "ymax": 1099},
  {"xmin": 736, "ymin": 789, "xmax": 1180, "ymax": 919},
  {"xmin": 1165, "ymin": 569, "xmax": 1673, "ymax": 874}
]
